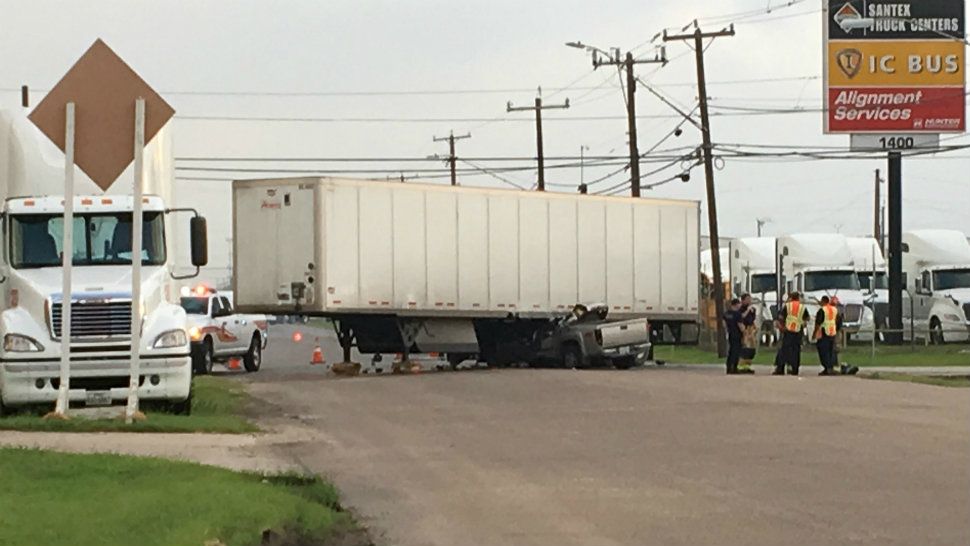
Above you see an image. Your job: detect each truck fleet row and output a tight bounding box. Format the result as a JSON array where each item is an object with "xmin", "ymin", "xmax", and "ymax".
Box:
[{"xmin": 725, "ymin": 231, "xmax": 970, "ymax": 343}]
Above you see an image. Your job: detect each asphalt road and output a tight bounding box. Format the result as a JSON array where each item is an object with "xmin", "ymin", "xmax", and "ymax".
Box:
[{"xmin": 242, "ymin": 323, "xmax": 970, "ymax": 546}]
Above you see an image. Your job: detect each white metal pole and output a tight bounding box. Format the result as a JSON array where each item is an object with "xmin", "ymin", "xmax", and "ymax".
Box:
[
  {"xmin": 125, "ymin": 98, "xmax": 145, "ymax": 423},
  {"xmin": 54, "ymin": 102, "xmax": 76, "ymax": 417}
]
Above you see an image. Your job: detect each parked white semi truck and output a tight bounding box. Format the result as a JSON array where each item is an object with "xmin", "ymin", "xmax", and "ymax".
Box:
[
  {"xmin": 903, "ymin": 230, "xmax": 970, "ymax": 343},
  {"xmin": 776, "ymin": 233, "xmax": 875, "ymax": 339},
  {"xmin": 847, "ymin": 237, "xmax": 888, "ymax": 330},
  {"xmin": 0, "ymin": 107, "xmax": 207, "ymax": 413},
  {"xmin": 728, "ymin": 237, "xmax": 778, "ymax": 341},
  {"xmin": 232, "ymin": 177, "xmax": 700, "ymax": 367}
]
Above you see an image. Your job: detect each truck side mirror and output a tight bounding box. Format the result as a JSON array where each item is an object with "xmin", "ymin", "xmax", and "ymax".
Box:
[{"xmin": 190, "ymin": 216, "xmax": 208, "ymax": 267}]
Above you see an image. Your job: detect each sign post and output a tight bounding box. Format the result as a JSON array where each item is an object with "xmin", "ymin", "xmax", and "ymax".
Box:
[
  {"xmin": 824, "ymin": 0, "xmax": 966, "ymax": 344},
  {"xmin": 51, "ymin": 103, "xmax": 76, "ymax": 419},
  {"xmin": 126, "ymin": 98, "xmax": 146, "ymax": 423}
]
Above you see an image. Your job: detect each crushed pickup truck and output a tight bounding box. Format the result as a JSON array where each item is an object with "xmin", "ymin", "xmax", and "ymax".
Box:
[
  {"xmin": 179, "ymin": 286, "xmax": 268, "ymax": 375},
  {"xmin": 534, "ymin": 304, "xmax": 652, "ymax": 369}
]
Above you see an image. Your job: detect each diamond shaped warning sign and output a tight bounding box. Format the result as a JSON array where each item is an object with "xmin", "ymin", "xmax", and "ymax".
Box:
[{"xmin": 28, "ymin": 39, "xmax": 174, "ymax": 191}]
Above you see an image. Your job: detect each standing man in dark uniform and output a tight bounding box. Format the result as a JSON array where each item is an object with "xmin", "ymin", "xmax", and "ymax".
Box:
[
  {"xmin": 813, "ymin": 295, "xmax": 840, "ymax": 375},
  {"xmin": 737, "ymin": 293, "xmax": 758, "ymax": 374},
  {"xmin": 723, "ymin": 298, "xmax": 744, "ymax": 375},
  {"xmin": 773, "ymin": 292, "xmax": 811, "ymax": 375}
]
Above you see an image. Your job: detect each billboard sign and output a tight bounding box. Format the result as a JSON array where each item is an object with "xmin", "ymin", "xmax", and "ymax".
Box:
[{"xmin": 824, "ymin": 0, "xmax": 966, "ymax": 134}]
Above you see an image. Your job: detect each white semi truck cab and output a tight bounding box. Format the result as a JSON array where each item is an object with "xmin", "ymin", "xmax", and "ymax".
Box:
[
  {"xmin": 0, "ymin": 108, "xmax": 207, "ymax": 413},
  {"xmin": 776, "ymin": 234, "xmax": 875, "ymax": 339},
  {"xmin": 903, "ymin": 230, "xmax": 970, "ymax": 343}
]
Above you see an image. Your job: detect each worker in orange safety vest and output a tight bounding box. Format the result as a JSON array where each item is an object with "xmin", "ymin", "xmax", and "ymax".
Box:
[
  {"xmin": 773, "ymin": 292, "xmax": 811, "ymax": 376},
  {"xmin": 813, "ymin": 295, "xmax": 841, "ymax": 375}
]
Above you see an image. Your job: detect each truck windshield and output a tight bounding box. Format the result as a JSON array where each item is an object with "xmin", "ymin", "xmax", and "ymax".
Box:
[
  {"xmin": 180, "ymin": 297, "xmax": 209, "ymax": 315},
  {"xmin": 749, "ymin": 273, "xmax": 775, "ymax": 295},
  {"xmin": 858, "ymin": 271, "xmax": 888, "ymax": 291},
  {"xmin": 804, "ymin": 271, "xmax": 860, "ymax": 292},
  {"xmin": 933, "ymin": 269, "xmax": 970, "ymax": 291},
  {"xmin": 9, "ymin": 212, "xmax": 166, "ymax": 269}
]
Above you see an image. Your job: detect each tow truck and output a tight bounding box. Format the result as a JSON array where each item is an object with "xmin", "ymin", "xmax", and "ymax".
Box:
[{"xmin": 179, "ymin": 286, "xmax": 268, "ymax": 375}]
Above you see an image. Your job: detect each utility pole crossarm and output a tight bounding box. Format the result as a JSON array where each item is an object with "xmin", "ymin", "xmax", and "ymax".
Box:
[{"xmin": 661, "ymin": 24, "xmax": 736, "ymax": 42}]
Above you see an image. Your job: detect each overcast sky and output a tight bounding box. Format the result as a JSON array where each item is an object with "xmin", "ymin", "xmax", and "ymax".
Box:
[{"xmin": 1, "ymin": 0, "xmax": 968, "ymax": 260}]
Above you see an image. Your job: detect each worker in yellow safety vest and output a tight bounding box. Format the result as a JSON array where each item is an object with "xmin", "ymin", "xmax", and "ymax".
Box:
[
  {"xmin": 773, "ymin": 292, "xmax": 811, "ymax": 376},
  {"xmin": 813, "ymin": 296, "xmax": 840, "ymax": 375}
]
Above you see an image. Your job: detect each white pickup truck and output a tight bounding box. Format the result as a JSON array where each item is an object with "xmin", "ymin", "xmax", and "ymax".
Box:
[{"xmin": 179, "ymin": 287, "xmax": 268, "ymax": 374}]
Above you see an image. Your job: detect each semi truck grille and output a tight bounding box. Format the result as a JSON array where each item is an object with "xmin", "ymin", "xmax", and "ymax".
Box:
[
  {"xmin": 51, "ymin": 301, "xmax": 132, "ymax": 339},
  {"xmin": 963, "ymin": 303, "xmax": 970, "ymax": 321},
  {"xmin": 842, "ymin": 304, "xmax": 863, "ymax": 323}
]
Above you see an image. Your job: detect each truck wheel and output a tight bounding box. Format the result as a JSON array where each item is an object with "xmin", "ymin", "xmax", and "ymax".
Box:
[
  {"xmin": 930, "ymin": 318, "xmax": 945, "ymax": 345},
  {"xmin": 0, "ymin": 398, "xmax": 9, "ymax": 417},
  {"xmin": 561, "ymin": 344, "xmax": 585, "ymax": 369},
  {"xmin": 193, "ymin": 339, "xmax": 214, "ymax": 375},
  {"xmin": 167, "ymin": 388, "xmax": 193, "ymax": 416},
  {"xmin": 244, "ymin": 335, "xmax": 262, "ymax": 372}
]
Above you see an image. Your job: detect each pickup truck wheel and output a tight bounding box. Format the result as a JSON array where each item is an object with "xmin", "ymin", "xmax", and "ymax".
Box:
[
  {"xmin": 561, "ymin": 344, "xmax": 585, "ymax": 369},
  {"xmin": 193, "ymin": 339, "xmax": 214, "ymax": 375},
  {"xmin": 243, "ymin": 335, "xmax": 262, "ymax": 372}
]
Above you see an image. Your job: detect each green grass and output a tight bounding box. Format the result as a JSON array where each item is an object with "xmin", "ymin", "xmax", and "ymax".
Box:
[
  {"xmin": 0, "ymin": 376, "xmax": 257, "ymax": 433},
  {"xmin": 654, "ymin": 344, "xmax": 970, "ymax": 367},
  {"xmin": 0, "ymin": 448, "xmax": 361, "ymax": 546},
  {"xmin": 862, "ymin": 372, "xmax": 970, "ymax": 388}
]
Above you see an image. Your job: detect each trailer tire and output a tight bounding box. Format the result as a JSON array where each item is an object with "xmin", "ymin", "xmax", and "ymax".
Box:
[
  {"xmin": 193, "ymin": 339, "xmax": 214, "ymax": 375},
  {"xmin": 561, "ymin": 343, "xmax": 586, "ymax": 369},
  {"xmin": 244, "ymin": 334, "xmax": 262, "ymax": 372}
]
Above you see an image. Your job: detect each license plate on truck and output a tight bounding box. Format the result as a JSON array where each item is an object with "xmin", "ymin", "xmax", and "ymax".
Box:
[{"xmin": 85, "ymin": 391, "xmax": 112, "ymax": 407}]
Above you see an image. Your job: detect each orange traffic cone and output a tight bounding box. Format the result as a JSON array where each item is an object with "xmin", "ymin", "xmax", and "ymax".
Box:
[
  {"xmin": 228, "ymin": 357, "xmax": 242, "ymax": 370},
  {"xmin": 310, "ymin": 345, "xmax": 325, "ymax": 366}
]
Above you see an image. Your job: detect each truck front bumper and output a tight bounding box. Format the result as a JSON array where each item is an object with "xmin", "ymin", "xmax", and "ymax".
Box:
[{"xmin": 0, "ymin": 356, "xmax": 191, "ymax": 407}]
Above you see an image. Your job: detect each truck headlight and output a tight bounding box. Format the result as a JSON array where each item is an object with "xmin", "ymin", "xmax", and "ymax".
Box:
[
  {"xmin": 188, "ymin": 326, "xmax": 202, "ymax": 341},
  {"xmin": 4, "ymin": 334, "xmax": 45, "ymax": 352},
  {"xmin": 943, "ymin": 313, "xmax": 962, "ymax": 322},
  {"xmin": 153, "ymin": 329, "xmax": 188, "ymax": 349}
]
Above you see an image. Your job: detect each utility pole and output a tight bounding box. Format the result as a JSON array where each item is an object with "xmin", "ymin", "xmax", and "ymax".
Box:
[
  {"xmin": 433, "ymin": 131, "xmax": 471, "ymax": 186},
  {"xmin": 664, "ymin": 24, "xmax": 735, "ymax": 359},
  {"xmin": 507, "ymin": 92, "xmax": 569, "ymax": 191},
  {"xmin": 567, "ymin": 42, "xmax": 666, "ymax": 197},
  {"xmin": 873, "ymin": 169, "xmax": 882, "ymax": 249}
]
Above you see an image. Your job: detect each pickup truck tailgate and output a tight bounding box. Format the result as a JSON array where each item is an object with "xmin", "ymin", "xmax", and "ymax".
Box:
[{"xmin": 598, "ymin": 319, "xmax": 650, "ymax": 349}]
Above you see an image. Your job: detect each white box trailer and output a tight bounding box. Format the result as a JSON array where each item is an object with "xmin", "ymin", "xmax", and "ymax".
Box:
[{"xmin": 232, "ymin": 177, "xmax": 700, "ymax": 364}]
